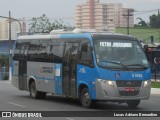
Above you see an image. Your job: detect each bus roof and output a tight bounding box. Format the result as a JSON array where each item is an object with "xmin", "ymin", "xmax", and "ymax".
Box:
[
  {"xmin": 91, "ymin": 33, "xmax": 137, "ymax": 40},
  {"xmin": 17, "ymin": 32, "xmax": 137, "ymax": 41}
]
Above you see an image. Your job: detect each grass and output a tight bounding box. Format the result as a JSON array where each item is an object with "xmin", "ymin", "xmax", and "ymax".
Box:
[
  {"xmin": 115, "ymin": 27, "xmax": 160, "ymax": 43},
  {"xmin": 151, "ymin": 82, "xmax": 160, "ymax": 88}
]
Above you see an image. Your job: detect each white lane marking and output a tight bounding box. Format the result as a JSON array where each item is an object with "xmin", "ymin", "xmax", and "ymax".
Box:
[
  {"xmin": 7, "ymin": 102, "xmax": 26, "ymax": 108},
  {"xmin": 148, "ymin": 100, "xmax": 157, "ymax": 104},
  {"xmin": 65, "ymin": 118, "xmax": 75, "ymax": 120},
  {"xmin": 149, "ymin": 101, "xmax": 155, "ymax": 103},
  {"xmin": 4, "ymin": 82, "xmax": 11, "ymax": 84},
  {"xmin": 0, "ymin": 81, "xmax": 11, "ymax": 84}
]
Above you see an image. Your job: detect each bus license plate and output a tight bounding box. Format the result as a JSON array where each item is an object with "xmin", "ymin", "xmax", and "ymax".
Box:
[{"xmin": 125, "ymin": 88, "xmax": 135, "ymax": 92}]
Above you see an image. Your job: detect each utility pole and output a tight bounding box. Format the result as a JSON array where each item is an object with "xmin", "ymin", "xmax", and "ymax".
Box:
[
  {"xmin": 123, "ymin": 9, "xmax": 134, "ymax": 35},
  {"xmin": 127, "ymin": 9, "xmax": 130, "ymax": 35},
  {"xmin": 9, "ymin": 11, "xmax": 12, "ymax": 81}
]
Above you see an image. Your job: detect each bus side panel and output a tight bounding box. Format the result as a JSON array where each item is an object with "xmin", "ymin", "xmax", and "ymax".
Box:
[
  {"xmin": 12, "ymin": 61, "xmax": 19, "ymax": 89},
  {"xmin": 77, "ymin": 64, "xmax": 98, "ymax": 100},
  {"xmin": 27, "ymin": 61, "xmax": 55, "ymax": 93},
  {"xmin": 54, "ymin": 64, "xmax": 63, "ymax": 95}
]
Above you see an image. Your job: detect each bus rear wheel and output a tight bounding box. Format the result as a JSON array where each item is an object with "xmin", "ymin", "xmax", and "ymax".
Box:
[
  {"xmin": 30, "ymin": 81, "xmax": 46, "ymax": 99},
  {"xmin": 80, "ymin": 88, "xmax": 92, "ymax": 108},
  {"xmin": 126, "ymin": 100, "xmax": 140, "ymax": 108}
]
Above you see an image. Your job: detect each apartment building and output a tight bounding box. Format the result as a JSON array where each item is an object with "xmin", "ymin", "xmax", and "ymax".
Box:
[
  {"xmin": 0, "ymin": 19, "xmax": 8, "ymax": 39},
  {"xmin": 0, "ymin": 18, "xmax": 26, "ymax": 40},
  {"xmin": 75, "ymin": 0, "xmax": 134, "ymax": 32}
]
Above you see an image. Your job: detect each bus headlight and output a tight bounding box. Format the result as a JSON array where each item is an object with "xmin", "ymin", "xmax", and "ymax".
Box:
[
  {"xmin": 107, "ymin": 81, "xmax": 113, "ymax": 86},
  {"xmin": 97, "ymin": 79, "xmax": 113, "ymax": 86},
  {"xmin": 144, "ymin": 80, "xmax": 150, "ymax": 87}
]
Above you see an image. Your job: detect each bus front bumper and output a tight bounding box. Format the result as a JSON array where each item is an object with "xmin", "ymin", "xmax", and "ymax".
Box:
[{"xmin": 95, "ymin": 79, "xmax": 151, "ymax": 100}]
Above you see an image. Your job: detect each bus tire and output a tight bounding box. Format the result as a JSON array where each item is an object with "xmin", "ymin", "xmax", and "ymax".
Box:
[
  {"xmin": 126, "ymin": 100, "xmax": 140, "ymax": 108},
  {"xmin": 80, "ymin": 88, "xmax": 92, "ymax": 108},
  {"xmin": 30, "ymin": 81, "xmax": 46, "ymax": 99}
]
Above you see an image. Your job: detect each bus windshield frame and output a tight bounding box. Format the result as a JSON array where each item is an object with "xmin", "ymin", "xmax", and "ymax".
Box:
[{"xmin": 93, "ymin": 38, "xmax": 149, "ymax": 71}]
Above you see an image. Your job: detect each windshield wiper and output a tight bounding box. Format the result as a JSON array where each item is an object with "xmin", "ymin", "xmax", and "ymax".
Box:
[
  {"xmin": 100, "ymin": 60, "xmax": 128, "ymax": 69},
  {"xmin": 126, "ymin": 64, "xmax": 147, "ymax": 68}
]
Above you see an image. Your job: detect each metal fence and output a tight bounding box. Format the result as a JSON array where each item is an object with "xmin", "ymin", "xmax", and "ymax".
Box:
[
  {"xmin": 151, "ymin": 64, "xmax": 160, "ymax": 81},
  {"xmin": 0, "ymin": 67, "xmax": 9, "ymax": 80},
  {"xmin": 145, "ymin": 45, "xmax": 160, "ymax": 81},
  {"xmin": 0, "ymin": 40, "xmax": 15, "ymax": 80}
]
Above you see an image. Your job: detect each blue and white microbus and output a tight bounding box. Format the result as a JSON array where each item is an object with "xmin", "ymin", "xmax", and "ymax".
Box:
[{"xmin": 12, "ymin": 29, "xmax": 151, "ymax": 108}]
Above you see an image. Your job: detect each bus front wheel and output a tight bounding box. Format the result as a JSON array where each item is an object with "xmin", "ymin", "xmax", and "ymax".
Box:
[
  {"xmin": 30, "ymin": 81, "xmax": 46, "ymax": 99},
  {"xmin": 80, "ymin": 88, "xmax": 92, "ymax": 108},
  {"xmin": 126, "ymin": 100, "xmax": 140, "ymax": 108}
]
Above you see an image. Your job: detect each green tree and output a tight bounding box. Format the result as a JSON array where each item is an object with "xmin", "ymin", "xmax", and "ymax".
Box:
[
  {"xmin": 29, "ymin": 14, "xmax": 74, "ymax": 33},
  {"xmin": 149, "ymin": 14, "xmax": 160, "ymax": 28},
  {"xmin": 137, "ymin": 18, "xmax": 148, "ymax": 27},
  {"xmin": 29, "ymin": 14, "xmax": 50, "ymax": 33}
]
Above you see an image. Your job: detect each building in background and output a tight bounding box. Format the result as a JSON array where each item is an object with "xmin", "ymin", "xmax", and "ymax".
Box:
[
  {"xmin": 0, "ymin": 19, "xmax": 8, "ymax": 39},
  {"xmin": 75, "ymin": 0, "xmax": 134, "ymax": 32},
  {"xmin": 0, "ymin": 18, "xmax": 26, "ymax": 40}
]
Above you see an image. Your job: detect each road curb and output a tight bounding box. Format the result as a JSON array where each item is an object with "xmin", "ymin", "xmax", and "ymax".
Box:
[{"xmin": 151, "ymin": 88, "xmax": 160, "ymax": 94}]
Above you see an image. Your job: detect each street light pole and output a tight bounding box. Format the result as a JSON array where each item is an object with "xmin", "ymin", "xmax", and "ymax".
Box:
[
  {"xmin": 9, "ymin": 11, "xmax": 11, "ymax": 40},
  {"xmin": 9, "ymin": 11, "xmax": 12, "ymax": 81}
]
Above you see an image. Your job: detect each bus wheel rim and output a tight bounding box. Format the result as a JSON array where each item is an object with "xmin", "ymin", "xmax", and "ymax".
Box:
[{"xmin": 83, "ymin": 92, "xmax": 90, "ymax": 104}]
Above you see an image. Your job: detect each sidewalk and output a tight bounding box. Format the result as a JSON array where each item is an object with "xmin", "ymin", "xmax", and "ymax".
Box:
[
  {"xmin": 151, "ymin": 88, "xmax": 160, "ymax": 94},
  {"xmin": 151, "ymin": 78, "xmax": 160, "ymax": 82}
]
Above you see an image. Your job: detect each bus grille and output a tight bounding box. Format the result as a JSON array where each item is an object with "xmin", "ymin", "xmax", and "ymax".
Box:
[
  {"xmin": 116, "ymin": 81, "xmax": 142, "ymax": 87},
  {"xmin": 119, "ymin": 91, "xmax": 139, "ymax": 96}
]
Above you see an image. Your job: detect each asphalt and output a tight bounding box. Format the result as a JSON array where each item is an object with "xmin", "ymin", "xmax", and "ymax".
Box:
[{"xmin": 1, "ymin": 80, "xmax": 160, "ymax": 94}]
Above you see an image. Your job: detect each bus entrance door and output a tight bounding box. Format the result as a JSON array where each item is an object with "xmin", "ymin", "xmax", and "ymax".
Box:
[
  {"xmin": 19, "ymin": 59, "xmax": 27, "ymax": 90},
  {"xmin": 18, "ymin": 43, "xmax": 28, "ymax": 90},
  {"xmin": 63, "ymin": 42, "xmax": 79, "ymax": 97}
]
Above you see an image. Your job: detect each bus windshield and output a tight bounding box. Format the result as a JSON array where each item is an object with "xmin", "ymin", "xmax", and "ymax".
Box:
[{"xmin": 93, "ymin": 39, "xmax": 149, "ymax": 70}]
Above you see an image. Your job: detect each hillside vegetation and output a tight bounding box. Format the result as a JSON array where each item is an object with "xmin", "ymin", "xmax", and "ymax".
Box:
[{"xmin": 115, "ymin": 27, "xmax": 160, "ymax": 43}]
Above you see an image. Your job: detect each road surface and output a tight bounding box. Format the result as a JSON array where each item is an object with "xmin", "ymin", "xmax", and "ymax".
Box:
[{"xmin": 0, "ymin": 80, "xmax": 159, "ymax": 120}]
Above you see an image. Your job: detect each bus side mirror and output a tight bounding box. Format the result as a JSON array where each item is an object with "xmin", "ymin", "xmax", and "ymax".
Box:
[{"xmin": 143, "ymin": 45, "xmax": 148, "ymax": 52}]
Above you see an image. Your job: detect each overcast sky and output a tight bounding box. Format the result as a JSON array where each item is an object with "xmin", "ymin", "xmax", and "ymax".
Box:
[{"xmin": 0, "ymin": 0, "xmax": 160, "ymax": 25}]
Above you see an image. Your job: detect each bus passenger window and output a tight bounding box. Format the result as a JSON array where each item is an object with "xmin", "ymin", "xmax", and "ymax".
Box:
[
  {"xmin": 79, "ymin": 42, "xmax": 94, "ymax": 67},
  {"xmin": 49, "ymin": 40, "xmax": 64, "ymax": 63},
  {"xmin": 13, "ymin": 41, "xmax": 21, "ymax": 60},
  {"xmin": 39, "ymin": 39, "xmax": 51, "ymax": 62},
  {"xmin": 19, "ymin": 42, "xmax": 30, "ymax": 59},
  {"xmin": 50, "ymin": 45, "xmax": 64, "ymax": 63},
  {"xmin": 27, "ymin": 40, "xmax": 40, "ymax": 61}
]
